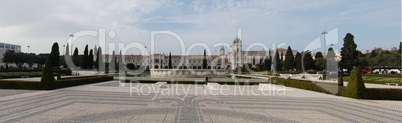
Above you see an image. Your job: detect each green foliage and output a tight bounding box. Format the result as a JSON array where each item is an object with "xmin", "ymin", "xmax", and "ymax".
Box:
[
  {"xmin": 295, "ymin": 52, "xmax": 302, "ymax": 71},
  {"xmin": 283, "ymin": 46, "xmax": 295, "ymax": 71},
  {"xmin": 50, "ymin": 42, "xmax": 60, "ymax": 68},
  {"xmin": 272, "ymin": 78, "xmax": 331, "ymax": 94},
  {"xmin": 314, "ymin": 58, "xmax": 326, "ymax": 71},
  {"xmin": 273, "ymin": 49, "xmax": 281, "ymax": 71},
  {"xmin": 126, "ymin": 63, "xmax": 136, "ymax": 70},
  {"xmin": 344, "ymin": 66, "xmax": 366, "ymax": 98},
  {"xmin": 257, "ymin": 56, "xmax": 271, "ymax": 71},
  {"xmin": 0, "ymin": 75, "xmax": 113, "ymax": 90},
  {"xmin": 337, "ymin": 87, "xmax": 401, "ymax": 100},
  {"xmin": 168, "ymin": 52, "xmax": 172, "ymax": 69},
  {"xmin": 82, "ymin": 45, "xmax": 89, "ymax": 69},
  {"xmin": 88, "ymin": 49, "xmax": 94, "ymax": 69},
  {"xmin": 326, "ymin": 48, "xmax": 337, "ymax": 72},
  {"xmin": 302, "ymin": 51, "xmax": 314, "ymax": 71},
  {"xmin": 110, "ymin": 50, "xmax": 116, "ymax": 72},
  {"xmin": 41, "ymin": 59, "xmax": 55, "ymax": 90},
  {"xmin": 340, "ymin": 33, "xmax": 359, "ymax": 72},
  {"xmin": 202, "ymin": 49, "xmax": 207, "ymax": 69}
]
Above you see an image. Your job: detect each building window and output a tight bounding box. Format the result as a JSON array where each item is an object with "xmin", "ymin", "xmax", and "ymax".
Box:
[
  {"xmin": 5, "ymin": 44, "xmax": 10, "ymax": 49},
  {"xmin": 11, "ymin": 45, "xmax": 15, "ymax": 50},
  {"xmin": 0, "ymin": 43, "xmax": 4, "ymax": 48},
  {"xmin": 16, "ymin": 46, "xmax": 20, "ymax": 51}
]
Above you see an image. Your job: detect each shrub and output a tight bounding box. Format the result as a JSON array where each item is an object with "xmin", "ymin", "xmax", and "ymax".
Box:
[
  {"xmin": 337, "ymin": 86, "xmax": 401, "ymax": 100},
  {"xmin": 344, "ymin": 66, "xmax": 366, "ymax": 98},
  {"xmin": 41, "ymin": 59, "xmax": 55, "ymax": 90},
  {"xmin": 272, "ymin": 78, "xmax": 331, "ymax": 94},
  {"xmin": 0, "ymin": 75, "xmax": 113, "ymax": 90}
]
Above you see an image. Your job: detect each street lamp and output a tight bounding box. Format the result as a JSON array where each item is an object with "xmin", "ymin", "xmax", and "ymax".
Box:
[
  {"xmin": 321, "ymin": 31, "xmax": 328, "ymax": 54},
  {"xmin": 27, "ymin": 46, "xmax": 30, "ymax": 53}
]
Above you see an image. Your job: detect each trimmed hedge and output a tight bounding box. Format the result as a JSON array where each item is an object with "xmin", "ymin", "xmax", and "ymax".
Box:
[
  {"xmin": 272, "ymin": 77, "xmax": 401, "ymax": 100},
  {"xmin": 337, "ymin": 87, "xmax": 401, "ymax": 100},
  {"xmin": 55, "ymin": 75, "xmax": 113, "ymax": 88},
  {"xmin": 271, "ymin": 78, "xmax": 331, "ymax": 94},
  {"xmin": 0, "ymin": 75, "xmax": 113, "ymax": 90}
]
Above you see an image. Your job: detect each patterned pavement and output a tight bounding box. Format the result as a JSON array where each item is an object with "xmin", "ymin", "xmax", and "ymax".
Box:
[{"xmin": 0, "ymin": 81, "xmax": 401, "ymax": 123}]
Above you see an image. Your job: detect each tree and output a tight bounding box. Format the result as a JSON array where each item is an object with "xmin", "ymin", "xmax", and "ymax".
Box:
[
  {"xmin": 202, "ymin": 49, "xmax": 207, "ymax": 69},
  {"xmin": 41, "ymin": 59, "xmax": 55, "ymax": 90},
  {"xmin": 65, "ymin": 44, "xmax": 70, "ymax": 56},
  {"xmin": 340, "ymin": 33, "xmax": 359, "ymax": 72},
  {"xmin": 314, "ymin": 58, "xmax": 326, "ymax": 71},
  {"xmin": 82, "ymin": 45, "xmax": 89, "ymax": 69},
  {"xmin": 95, "ymin": 47, "xmax": 104, "ymax": 71},
  {"xmin": 14, "ymin": 52, "xmax": 27, "ymax": 68},
  {"xmin": 50, "ymin": 42, "xmax": 60, "ymax": 68},
  {"xmin": 118, "ymin": 50, "xmax": 124, "ymax": 72},
  {"xmin": 295, "ymin": 52, "xmax": 302, "ymax": 71},
  {"xmin": 302, "ymin": 51, "xmax": 314, "ymax": 71},
  {"xmin": 315, "ymin": 52, "xmax": 323, "ymax": 59},
  {"xmin": 273, "ymin": 49, "xmax": 281, "ymax": 71},
  {"xmin": 168, "ymin": 52, "xmax": 172, "ymax": 69},
  {"xmin": 88, "ymin": 49, "xmax": 94, "ymax": 69},
  {"xmin": 36, "ymin": 54, "xmax": 49, "ymax": 69},
  {"xmin": 73, "ymin": 47, "xmax": 78, "ymax": 56},
  {"xmin": 110, "ymin": 50, "xmax": 116, "ymax": 72},
  {"xmin": 283, "ymin": 46, "xmax": 295, "ymax": 71},
  {"xmin": 327, "ymin": 47, "xmax": 337, "ymax": 72},
  {"xmin": 26, "ymin": 53, "xmax": 36, "ymax": 68},
  {"xmin": 344, "ymin": 66, "xmax": 366, "ymax": 98},
  {"xmin": 127, "ymin": 63, "xmax": 136, "ymax": 70},
  {"xmin": 252, "ymin": 57, "xmax": 256, "ymax": 65},
  {"xmin": 2, "ymin": 50, "xmax": 15, "ymax": 68}
]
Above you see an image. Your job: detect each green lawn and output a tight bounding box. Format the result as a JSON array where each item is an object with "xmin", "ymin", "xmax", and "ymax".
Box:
[{"xmin": 343, "ymin": 74, "xmax": 401, "ymax": 85}]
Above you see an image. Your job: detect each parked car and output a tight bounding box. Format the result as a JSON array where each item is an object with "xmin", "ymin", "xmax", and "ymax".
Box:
[{"xmin": 387, "ymin": 69, "xmax": 400, "ymax": 74}]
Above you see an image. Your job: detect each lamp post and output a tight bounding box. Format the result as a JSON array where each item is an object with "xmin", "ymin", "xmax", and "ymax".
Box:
[
  {"xmin": 27, "ymin": 46, "xmax": 30, "ymax": 53},
  {"xmin": 321, "ymin": 31, "xmax": 328, "ymax": 54}
]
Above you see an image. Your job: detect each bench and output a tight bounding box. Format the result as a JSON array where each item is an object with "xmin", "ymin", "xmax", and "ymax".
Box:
[
  {"xmin": 21, "ymin": 76, "xmax": 30, "ymax": 78},
  {"xmin": 386, "ymin": 83, "xmax": 400, "ymax": 86}
]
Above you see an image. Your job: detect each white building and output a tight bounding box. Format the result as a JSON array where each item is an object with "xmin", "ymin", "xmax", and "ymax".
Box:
[
  {"xmin": 0, "ymin": 42, "xmax": 21, "ymax": 67},
  {"xmin": 119, "ymin": 36, "xmax": 297, "ymax": 70}
]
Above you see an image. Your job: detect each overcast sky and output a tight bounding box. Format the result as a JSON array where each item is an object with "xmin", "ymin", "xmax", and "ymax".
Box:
[{"xmin": 0, "ymin": 0, "xmax": 400, "ymax": 55}]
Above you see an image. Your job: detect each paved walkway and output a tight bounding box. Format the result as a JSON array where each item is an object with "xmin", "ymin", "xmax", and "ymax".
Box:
[{"xmin": 0, "ymin": 80, "xmax": 401, "ymax": 123}]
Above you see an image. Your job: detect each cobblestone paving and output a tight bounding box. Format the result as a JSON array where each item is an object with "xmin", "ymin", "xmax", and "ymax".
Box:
[{"xmin": 0, "ymin": 81, "xmax": 401, "ymax": 123}]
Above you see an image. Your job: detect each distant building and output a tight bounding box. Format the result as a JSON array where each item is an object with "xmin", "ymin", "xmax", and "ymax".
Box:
[
  {"xmin": 0, "ymin": 42, "xmax": 21, "ymax": 67},
  {"xmin": 119, "ymin": 36, "xmax": 297, "ymax": 70}
]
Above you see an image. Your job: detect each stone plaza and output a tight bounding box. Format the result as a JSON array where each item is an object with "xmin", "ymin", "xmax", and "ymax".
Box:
[{"xmin": 0, "ymin": 79, "xmax": 401, "ymax": 123}]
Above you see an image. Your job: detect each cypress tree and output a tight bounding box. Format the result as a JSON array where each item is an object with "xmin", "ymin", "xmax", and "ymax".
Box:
[
  {"xmin": 88, "ymin": 49, "xmax": 94, "ymax": 69},
  {"xmin": 202, "ymin": 49, "xmax": 207, "ymax": 69},
  {"xmin": 284, "ymin": 46, "xmax": 295, "ymax": 71},
  {"xmin": 41, "ymin": 59, "xmax": 55, "ymax": 90},
  {"xmin": 110, "ymin": 50, "xmax": 116, "ymax": 72},
  {"xmin": 302, "ymin": 51, "xmax": 314, "ymax": 71},
  {"xmin": 50, "ymin": 42, "xmax": 60, "ymax": 68},
  {"xmin": 340, "ymin": 33, "xmax": 359, "ymax": 72},
  {"xmin": 82, "ymin": 45, "xmax": 89, "ymax": 69},
  {"xmin": 295, "ymin": 52, "xmax": 302, "ymax": 71},
  {"xmin": 168, "ymin": 52, "xmax": 172, "ymax": 69},
  {"xmin": 345, "ymin": 66, "xmax": 366, "ymax": 98},
  {"xmin": 273, "ymin": 49, "xmax": 280, "ymax": 71}
]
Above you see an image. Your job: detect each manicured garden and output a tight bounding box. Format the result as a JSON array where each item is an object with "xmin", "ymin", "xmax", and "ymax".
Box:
[
  {"xmin": 271, "ymin": 67, "xmax": 402, "ymax": 100},
  {"xmin": 343, "ymin": 74, "xmax": 401, "ymax": 85},
  {"xmin": 0, "ymin": 60, "xmax": 112, "ymax": 90}
]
